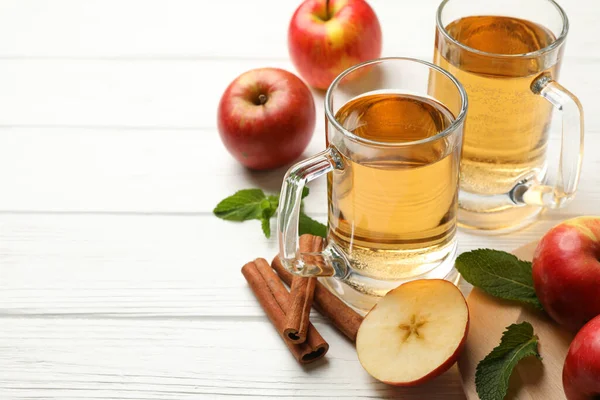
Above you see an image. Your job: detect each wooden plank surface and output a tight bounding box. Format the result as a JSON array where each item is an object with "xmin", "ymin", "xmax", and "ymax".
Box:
[
  {"xmin": 0, "ymin": 317, "xmax": 466, "ymax": 399},
  {"xmin": 0, "ymin": 0, "xmax": 593, "ymax": 59},
  {"xmin": 0, "ymin": 131, "xmax": 598, "ymax": 213},
  {"xmin": 0, "ymin": 58, "xmax": 593, "ymax": 129},
  {"xmin": 0, "ymin": 214, "xmax": 566, "ymax": 317},
  {"xmin": 0, "ymin": 0, "xmax": 597, "ymax": 398}
]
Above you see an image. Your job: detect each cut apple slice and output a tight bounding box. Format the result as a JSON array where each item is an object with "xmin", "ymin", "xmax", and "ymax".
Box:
[{"xmin": 356, "ymin": 279, "xmax": 469, "ymax": 386}]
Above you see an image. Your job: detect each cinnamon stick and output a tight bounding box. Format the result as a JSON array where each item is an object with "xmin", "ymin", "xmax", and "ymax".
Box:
[
  {"xmin": 284, "ymin": 236, "xmax": 321, "ymax": 344},
  {"xmin": 271, "ymin": 236, "xmax": 364, "ymax": 342},
  {"xmin": 241, "ymin": 258, "xmax": 328, "ymax": 364}
]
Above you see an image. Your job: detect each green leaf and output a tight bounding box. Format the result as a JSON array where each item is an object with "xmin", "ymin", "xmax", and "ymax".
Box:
[
  {"xmin": 214, "ymin": 187, "xmax": 325, "ymax": 240},
  {"xmin": 299, "ymin": 212, "xmax": 327, "ymax": 238},
  {"xmin": 301, "ymin": 187, "xmax": 310, "ymax": 199},
  {"xmin": 267, "ymin": 195, "xmax": 279, "ymax": 209},
  {"xmin": 262, "ymin": 205, "xmax": 276, "ymax": 220},
  {"xmin": 260, "ymin": 205, "xmax": 277, "ymax": 239},
  {"xmin": 213, "ymin": 189, "xmax": 267, "ymax": 221},
  {"xmin": 476, "ymin": 322, "xmax": 542, "ymax": 400},
  {"xmin": 455, "ymin": 249, "xmax": 543, "ymax": 310},
  {"xmin": 261, "ymin": 218, "xmax": 271, "ymax": 238}
]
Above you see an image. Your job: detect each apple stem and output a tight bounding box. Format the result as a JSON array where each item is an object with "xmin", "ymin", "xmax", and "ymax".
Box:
[
  {"xmin": 325, "ymin": 0, "xmax": 331, "ymax": 20},
  {"xmin": 257, "ymin": 94, "xmax": 268, "ymax": 105}
]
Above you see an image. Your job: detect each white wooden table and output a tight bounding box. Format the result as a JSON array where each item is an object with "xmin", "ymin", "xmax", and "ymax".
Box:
[{"xmin": 0, "ymin": 0, "xmax": 597, "ymax": 398}]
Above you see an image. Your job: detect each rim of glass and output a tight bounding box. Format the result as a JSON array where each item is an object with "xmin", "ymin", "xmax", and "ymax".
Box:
[
  {"xmin": 436, "ymin": 0, "xmax": 569, "ymax": 58},
  {"xmin": 324, "ymin": 57, "xmax": 468, "ymax": 148}
]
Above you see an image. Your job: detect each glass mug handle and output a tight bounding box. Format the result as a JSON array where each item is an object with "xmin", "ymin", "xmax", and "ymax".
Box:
[
  {"xmin": 277, "ymin": 147, "xmax": 345, "ymax": 277},
  {"xmin": 512, "ymin": 76, "xmax": 585, "ymax": 208}
]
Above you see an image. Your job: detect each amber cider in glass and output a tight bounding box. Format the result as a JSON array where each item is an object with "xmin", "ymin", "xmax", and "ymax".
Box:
[
  {"xmin": 434, "ymin": 16, "xmax": 557, "ymax": 197},
  {"xmin": 327, "ymin": 92, "xmax": 459, "ymax": 282}
]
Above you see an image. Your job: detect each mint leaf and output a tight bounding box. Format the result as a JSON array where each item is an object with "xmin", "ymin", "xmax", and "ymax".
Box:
[
  {"xmin": 261, "ymin": 218, "xmax": 271, "ymax": 238},
  {"xmin": 299, "ymin": 212, "xmax": 327, "ymax": 238},
  {"xmin": 267, "ymin": 194, "xmax": 279, "ymax": 209},
  {"xmin": 456, "ymin": 249, "xmax": 543, "ymax": 310},
  {"xmin": 260, "ymin": 204, "xmax": 277, "ymax": 238},
  {"xmin": 301, "ymin": 187, "xmax": 310, "ymax": 199},
  {"xmin": 476, "ymin": 322, "xmax": 541, "ymax": 400},
  {"xmin": 214, "ymin": 187, "xmax": 326, "ymax": 239},
  {"xmin": 213, "ymin": 189, "xmax": 267, "ymax": 221}
]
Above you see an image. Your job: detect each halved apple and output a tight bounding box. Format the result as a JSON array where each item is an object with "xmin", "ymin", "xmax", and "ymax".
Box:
[{"xmin": 356, "ymin": 279, "xmax": 469, "ymax": 386}]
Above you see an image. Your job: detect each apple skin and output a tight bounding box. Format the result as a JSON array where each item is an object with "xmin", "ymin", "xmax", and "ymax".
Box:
[
  {"xmin": 288, "ymin": 0, "xmax": 382, "ymax": 90},
  {"xmin": 217, "ymin": 68, "xmax": 316, "ymax": 170},
  {"xmin": 532, "ymin": 216, "xmax": 600, "ymax": 331},
  {"xmin": 563, "ymin": 315, "xmax": 600, "ymax": 400}
]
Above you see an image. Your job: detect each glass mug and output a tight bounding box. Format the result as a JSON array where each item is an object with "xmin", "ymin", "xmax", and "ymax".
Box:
[
  {"xmin": 277, "ymin": 58, "xmax": 468, "ymax": 312},
  {"xmin": 433, "ymin": 0, "xmax": 584, "ymax": 232}
]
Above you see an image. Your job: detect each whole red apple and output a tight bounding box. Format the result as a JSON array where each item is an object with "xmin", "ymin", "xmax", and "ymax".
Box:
[
  {"xmin": 288, "ymin": 0, "xmax": 382, "ymax": 90},
  {"xmin": 532, "ymin": 216, "xmax": 600, "ymax": 331},
  {"xmin": 217, "ymin": 68, "xmax": 316, "ymax": 170},
  {"xmin": 563, "ymin": 315, "xmax": 600, "ymax": 400}
]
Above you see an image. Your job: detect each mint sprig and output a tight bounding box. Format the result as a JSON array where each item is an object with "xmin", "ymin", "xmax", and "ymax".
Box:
[
  {"xmin": 476, "ymin": 322, "xmax": 542, "ymax": 400},
  {"xmin": 213, "ymin": 189, "xmax": 269, "ymax": 221},
  {"xmin": 213, "ymin": 187, "xmax": 326, "ymax": 239},
  {"xmin": 299, "ymin": 212, "xmax": 327, "ymax": 238},
  {"xmin": 456, "ymin": 249, "xmax": 543, "ymax": 310}
]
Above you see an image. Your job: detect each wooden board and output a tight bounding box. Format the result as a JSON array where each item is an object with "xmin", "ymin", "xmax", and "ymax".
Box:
[{"xmin": 459, "ymin": 241, "xmax": 574, "ymax": 399}]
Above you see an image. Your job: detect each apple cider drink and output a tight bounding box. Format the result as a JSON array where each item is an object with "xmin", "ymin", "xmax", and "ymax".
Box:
[
  {"xmin": 278, "ymin": 58, "xmax": 466, "ymax": 311},
  {"xmin": 327, "ymin": 92, "xmax": 460, "ymax": 282}
]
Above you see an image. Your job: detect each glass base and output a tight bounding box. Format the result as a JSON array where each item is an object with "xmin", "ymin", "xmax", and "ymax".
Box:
[
  {"xmin": 458, "ymin": 203, "xmax": 542, "ymax": 234},
  {"xmin": 456, "ymin": 185, "xmax": 544, "ymax": 234},
  {"xmin": 319, "ymin": 242, "xmax": 460, "ymax": 315}
]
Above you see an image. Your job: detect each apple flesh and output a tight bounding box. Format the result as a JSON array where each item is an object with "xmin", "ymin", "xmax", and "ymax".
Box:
[
  {"xmin": 217, "ymin": 68, "xmax": 316, "ymax": 170},
  {"xmin": 356, "ymin": 279, "xmax": 469, "ymax": 385},
  {"xmin": 532, "ymin": 216, "xmax": 600, "ymax": 331},
  {"xmin": 288, "ymin": 0, "xmax": 382, "ymax": 90},
  {"xmin": 563, "ymin": 315, "xmax": 600, "ymax": 400}
]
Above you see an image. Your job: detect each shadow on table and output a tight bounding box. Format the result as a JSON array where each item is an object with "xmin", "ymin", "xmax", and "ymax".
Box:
[
  {"xmin": 240, "ymin": 147, "xmax": 326, "ymax": 196},
  {"xmin": 366, "ymin": 366, "xmax": 467, "ymax": 399},
  {"xmin": 241, "ymin": 164, "xmax": 289, "ymax": 195}
]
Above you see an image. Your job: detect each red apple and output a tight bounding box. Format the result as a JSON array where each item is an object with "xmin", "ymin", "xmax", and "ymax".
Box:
[
  {"xmin": 563, "ymin": 315, "xmax": 600, "ymax": 400},
  {"xmin": 217, "ymin": 68, "xmax": 316, "ymax": 170},
  {"xmin": 356, "ymin": 279, "xmax": 469, "ymax": 386},
  {"xmin": 532, "ymin": 216, "xmax": 600, "ymax": 331},
  {"xmin": 288, "ymin": 0, "xmax": 382, "ymax": 90}
]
